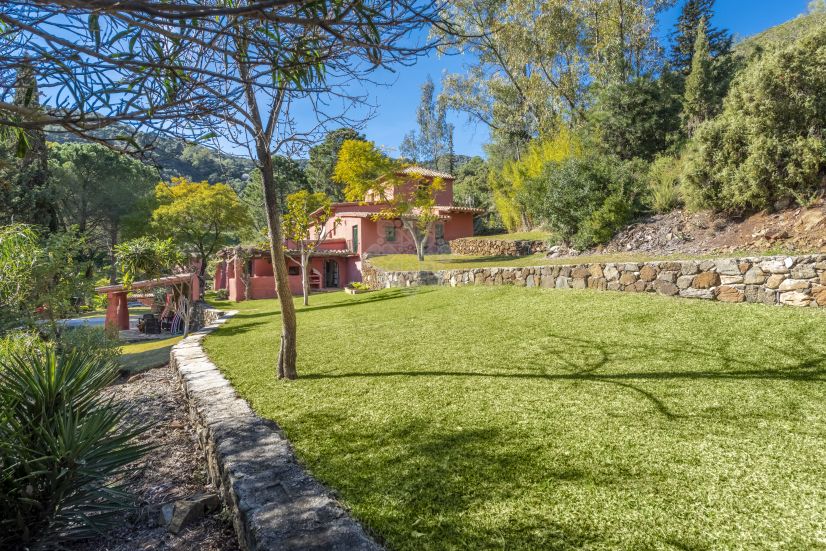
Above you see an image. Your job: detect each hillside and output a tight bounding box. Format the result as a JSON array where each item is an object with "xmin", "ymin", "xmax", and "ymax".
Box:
[
  {"xmin": 48, "ymin": 127, "xmax": 255, "ymax": 190},
  {"xmin": 734, "ymin": 11, "xmax": 826, "ymax": 59}
]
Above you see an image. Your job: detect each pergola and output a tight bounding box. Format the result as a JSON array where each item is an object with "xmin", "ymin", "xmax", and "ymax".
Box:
[{"xmin": 95, "ymin": 273, "xmax": 199, "ymax": 330}]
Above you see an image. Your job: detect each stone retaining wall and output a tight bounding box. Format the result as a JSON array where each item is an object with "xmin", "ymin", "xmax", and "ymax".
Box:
[
  {"xmin": 363, "ymin": 254, "xmax": 826, "ymax": 308},
  {"xmin": 449, "ymin": 237, "xmax": 547, "ymax": 256},
  {"xmin": 170, "ymin": 315, "xmax": 381, "ymax": 551}
]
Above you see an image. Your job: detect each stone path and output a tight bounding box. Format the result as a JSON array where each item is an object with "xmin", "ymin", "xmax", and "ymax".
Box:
[{"xmin": 171, "ymin": 313, "xmax": 382, "ymax": 551}]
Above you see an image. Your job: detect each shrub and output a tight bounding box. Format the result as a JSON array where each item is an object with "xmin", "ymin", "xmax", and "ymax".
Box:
[
  {"xmin": 682, "ymin": 26, "xmax": 826, "ymax": 212},
  {"xmin": 527, "ymin": 155, "xmax": 643, "ymax": 248},
  {"xmin": 646, "ymin": 155, "xmax": 684, "ymax": 213},
  {"xmin": 576, "ymin": 193, "xmax": 635, "ymax": 249},
  {"xmin": 214, "ymin": 288, "xmax": 229, "ymax": 301},
  {"xmin": 0, "ymin": 350, "xmax": 148, "ymax": 549},
  {"xmin": 54, "ymin": 325, "xmax": 122, "ymax": 367}
]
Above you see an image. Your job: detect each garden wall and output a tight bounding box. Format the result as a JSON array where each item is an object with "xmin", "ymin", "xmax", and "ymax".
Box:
[
  {"xmin": 363, "ymin": 255, "xmax": 826, "ymax": 308},
  {"xmin": 449, "ymin": 237, "xmax": 547, "ymax": 256}
]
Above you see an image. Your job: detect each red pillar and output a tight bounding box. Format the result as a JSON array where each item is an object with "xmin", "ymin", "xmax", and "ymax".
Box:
[
  {"xmin": 115, "ymin": 291, "xmax": 130, "ymax": 330},
  {"xmin": 190, "ymin": 275, "xmax": 200, "ymax": 302},
  {"xmin": 105, "ymin": 291, "xmax": 129, "ymax": 331}
]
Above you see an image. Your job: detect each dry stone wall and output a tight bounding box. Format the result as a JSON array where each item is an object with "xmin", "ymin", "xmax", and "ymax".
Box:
[
  {"xmin": 449, "ymin": 237, "xmax": 547, "ymax": 256},
  {"xmin": 363, "ymin": 255, "xmax": 826, "ymax": 308}
]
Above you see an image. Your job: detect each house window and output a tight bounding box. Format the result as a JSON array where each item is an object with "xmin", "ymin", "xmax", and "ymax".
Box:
[
  {"xmin": 288, "ymin": 266, "xmax": 300, "ymax": 276},
  {"xmin": 435, "ymin": 222, "xmax": 445, "ymax": 241},
  {"xmin": 384, "ymin": 224, "xmax": 396, "ymax": 242}
]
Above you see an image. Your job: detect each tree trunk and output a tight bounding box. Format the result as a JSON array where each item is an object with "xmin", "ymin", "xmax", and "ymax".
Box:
[
  {"xmin": 301, "ymin": 251, "xmax": 310, "ymax": 307},
  {"xmin": 197, "ymin": 252, "xmax": 207, "ymax": 300},
  {"xmin": 403, "ymin": 220, "xmax": 428, "ymax": 262},
  {"xmin": 108, "ymin": 221, "xmax": 119, "ymax": 284},
  {"xmin": 259, "ymin": 149, "xmax": 298, "ymax": 380}
]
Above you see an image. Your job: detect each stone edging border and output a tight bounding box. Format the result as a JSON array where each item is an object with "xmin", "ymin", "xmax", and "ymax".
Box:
[{"xmin": 169, "ymin": 311, "xmax": 381, "ymax": 551}]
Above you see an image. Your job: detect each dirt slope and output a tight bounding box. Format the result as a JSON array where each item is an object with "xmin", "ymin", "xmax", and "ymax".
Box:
[{"xmin": 591, "ymin": 202, "xmax": 826, "ymax": 257}]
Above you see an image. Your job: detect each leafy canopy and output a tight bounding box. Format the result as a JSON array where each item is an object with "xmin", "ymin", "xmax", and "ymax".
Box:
[{"xmin": 152, "ymin": 177, "xmax": 251, "ymax": 259}]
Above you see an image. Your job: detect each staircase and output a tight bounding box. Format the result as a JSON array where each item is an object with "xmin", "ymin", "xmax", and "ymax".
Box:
[{"xmin": 310, "ymin": 268, "xmax": 322, "ymax": 289}]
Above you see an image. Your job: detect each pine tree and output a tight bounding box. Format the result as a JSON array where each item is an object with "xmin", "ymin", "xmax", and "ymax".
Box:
[
  {"xmin": 682, "ymin": 18, "xmax": 715, "ymax": 137},
  {"xmin": 670, "ymin": 0, "xmax": 732, "ymax": 75},
  {"xmin": 0, "ymin": 64, "xmax": 58, "ymax": 231}
]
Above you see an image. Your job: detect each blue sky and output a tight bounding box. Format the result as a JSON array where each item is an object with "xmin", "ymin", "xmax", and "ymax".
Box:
[{"xmin": 357, "ymin": 0, "xmax": 813, "ymax": 159}]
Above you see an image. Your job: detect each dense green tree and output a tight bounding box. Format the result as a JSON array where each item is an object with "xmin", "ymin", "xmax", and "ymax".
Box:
[
  {"xmin": 305, "ymin": 129, "xmax": 365, "ymax": 201},
  {"xmin": 241, "ymin": 157, "xmax": 311, "ymax": 235},
  {"xmin": 682, "ymin": 18, "xmax": 716, "ymax": 137},
  {"xmin": 0, "ymin": 66, "xmax": 58, "ymax": 231},
  {"xmin": 453, "ymin": 157, "xmax": 491, "ymax": 209},
  {"xmin": 526, "ymin": 155, "xmax": 644, "ymax": 248},
  {"xmin": 400, "ymin": 76, "xmax": 455, "ymax": 173},
  {"xmin": 152, "ymin": 178, "xmax": 252, "ymax": 294},
  {"xmin": 682, "ymin": 26, "xmax": 826, "ymax": 212},
  {"xmin": 670, "ymin": 0, "xmax": 732, "ymax": 75},
  {"xmin": 593, "ymin": 74, "xmax": 682, "ymax": 161},
  {"xmin": 49, "ymin": 142, "xmax": 158, "ymax": 282}
]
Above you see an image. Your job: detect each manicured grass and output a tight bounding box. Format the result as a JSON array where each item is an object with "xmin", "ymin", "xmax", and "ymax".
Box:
[
  {"xmin": 119, "ymin": 336, "xmax": 182, "ymax": 374},
  {"xmin": 204, "ymin": 287, "xmax": 826, "ymax": 550},
  {"xmin": 369, "ymin": 251, "xmax": 755, "ymax": 271},
  {"xmin": 466, "ymin": 230, "xmax": 554, "ymax": 241}
]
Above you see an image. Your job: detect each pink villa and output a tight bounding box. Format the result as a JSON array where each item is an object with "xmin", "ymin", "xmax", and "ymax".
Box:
[{"xmin": 213, "ymin": 166, "xmax": 483, "ymax": 301}]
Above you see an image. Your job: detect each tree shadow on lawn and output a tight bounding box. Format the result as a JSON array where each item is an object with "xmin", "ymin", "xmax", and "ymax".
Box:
[
  {"xmin": 299, "ymin": 412, "xmax": 602, "ymax": 550},
  {"xmin": 303, "ymin": 328, "xmax": 826, "ymax": 421}
]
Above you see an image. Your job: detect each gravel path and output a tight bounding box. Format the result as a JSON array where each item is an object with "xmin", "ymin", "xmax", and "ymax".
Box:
[{"xmin": 78, "ymin": 365, "xmax": 239, "ymax": 551}]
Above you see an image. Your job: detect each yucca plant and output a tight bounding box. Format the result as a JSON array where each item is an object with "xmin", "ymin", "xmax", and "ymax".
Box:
[{"xmin": 0, "ymin": 350, "xmax": 149, "ymax": 549}]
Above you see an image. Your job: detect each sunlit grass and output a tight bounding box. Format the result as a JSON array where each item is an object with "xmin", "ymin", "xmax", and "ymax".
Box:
[
  {"xmin": 119, "ymin": 336, "xmax": 182, "ymax": 373},
  {"xmin": 204, "ymin": 287, "xmax": 826, "ymax": 550}
]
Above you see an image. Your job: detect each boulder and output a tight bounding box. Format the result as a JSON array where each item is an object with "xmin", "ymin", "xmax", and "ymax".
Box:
[
  {"xmin": 679, "ymin": 288, "xmax": 714, "ymax": 300},
  {"xmin": 779, "ymin": 291, "xmax": 811, "ymax": 307},
  {"xmin": 716, "ymin": 285, "xmax": 745, "ymax": 303},
  {"xmin": 676, "ymin": 275, "xmax": 695, "ymax": 289},
  {"xmin": 639, "ymin": 265, "xmax": 658, "ymax": 281},
  {"xmin": 680, "ymin": 261, "xmax": 699, "ymax": 275},
  {"xmin": 743, "ymin": 267, "xmax": 766, "ymax": 285},
  {"xmin": 759, "ymin": 260, "xmax": 790, "ymax": 274},
  {"xmin": 692, "ymin": 272, "xmax": 721, "ymax": 289},
  {"xmin": 619, "ymin": 272, "xmax": 637, "ymax": 285},
  {"xmin": 766, "ymin": 274, "xmax": 785, "ymax": 289},
  {"xmin": 603, "ymin": 265, "xmax": 620, "ymax": 281},
  {"xmin": 555, "ymin": 276, "xmax": 571, "ymax": 289},
  {"xmin": 720, "ymin": 275, "xmax": 744, "ymax": 285},
  {"xmin": 571, "ymin": 266, "xmax": 590, "ymax": 279},
  {"xmin": 714, "ymin": 259, "xmax": 740, "ymax": 275},
  {"xmin": 778, "ymin": 279, "xmax": 810, "ymax": 292},
  {"xmin": 572, "ymin": 277, "xmax": 588, "ymax": 289},
  {"xmin": 653, "ymin": 280, "xmax": 679, "ymax": 296},
  {"xmin": 657, "ymin": 270, "xmax": 678, "ymax": 283},
  {"xmin": 589, "ymin": 264, "xmax": 604, "ymax": 279},
  {"xmin": 791, "ymin": 264, "xmax": 816, "ymax": 279}
]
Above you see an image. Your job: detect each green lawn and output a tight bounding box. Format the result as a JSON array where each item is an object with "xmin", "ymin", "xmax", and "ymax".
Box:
[
  {"xmin": 369, "ymin": 251, "xmax": 751, "ymax": 271},
  {"xmin": 466, "ymin": 230, "xmax": 554, "ymax": 241},
  {"xmin": 119, "ymin": 336, "xmax": 182, "ymax": 374},
  {"xmin": 204, "ymin": 287, "xmax": 826, "ymax": 550}
]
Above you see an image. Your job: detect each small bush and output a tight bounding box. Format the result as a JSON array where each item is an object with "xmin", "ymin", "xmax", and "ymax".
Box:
[
  {"xmin": 213, "ymin": 288, "xmax": 229, "ymax": 301},
  {"xmin": 54, "ymin": 325, "xmax": 122, "ymax": 366},
  {"xmin": 576, "ymin": 193, "xmax": 634, "ymax": 249},
  {"xmin": 0, "ymin": 350, "xmax": 148, "ymax": 549},
  {"xmin": 646, "ymin": 155, "xmax": 683, "ymax": 213}
]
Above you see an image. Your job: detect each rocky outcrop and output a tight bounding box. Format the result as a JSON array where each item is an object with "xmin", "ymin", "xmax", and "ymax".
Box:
[
  {"xmin": 170, "ymin": 315, "xmax": 381, "ymax": 551},
  {"xmin": 449, "ymin": 237, "xmax": 547, "ymax": 256},
  {"xmin": 363, "ymin": 255, "xmax": 826, "ymax": 309}
]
